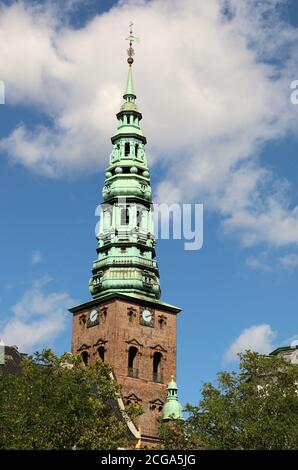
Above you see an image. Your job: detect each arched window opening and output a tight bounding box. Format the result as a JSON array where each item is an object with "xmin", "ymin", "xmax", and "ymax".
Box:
[
  {"xmin": 153, "ymin": 352, "xmax": 162, "ymax": 383},
  {"xmin": 125, "ymin": 142, "xmax": 130, "ymax": 156},
  {"xmin": 158, "ymin": 315, "xmax": 167, "ymax": 329},
  {"xmin": 135, "ymin": 144, "xmax": 139, "ymax": 157},
  {"xmin": 136, "ymin": 209, "xmax": 143, "ymax": 228},
  {"xmin": 121, "ymin": 207, "xmax": 130, "ymax": 226},
  {"xmin": 98, "ymin": 346, "xmax": 105, "ymax": 362},
  {"xmin": 103, "ymin": 208, "xmax": 112, "ymax": 230},
  {"xmin": 128, "ymin": 346, "xmax": 138, "ymax": 378},
  {"xmin": 150, "ymin": 402, "xmax": 163, "ymax": 412},
  {"xmin": 81, "ymin": 351, "xmax": 89, "ymax": 366}
]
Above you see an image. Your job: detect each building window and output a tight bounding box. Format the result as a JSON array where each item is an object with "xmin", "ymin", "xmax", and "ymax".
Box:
[
  {"xmin": 81, "ymin": 351, "xmax": 89, "ymax": 366},
  {"xmin": 125, "ymin": 142, "xmax": 130, "ymax": 156},
  {"xmin": 136, "ymin": 209, "xmax": 143, "ymax": 228},
  {"xmin": 135, "ymin": 144, "xmax": 139, "ymax": 157},
  {"xmin": 150, "ymin": 402, "xmax": 163, "ymax": 412},
  {"xmin": 153, "ymin": 352, "xmax": 163, "ymax": 383},
  {"xmin": 98, "ymin": 346, "xmax": 105, "ymax": 362},
  {"xmin": 121, "ymin": 207, "xmax": 130, "ymax": 226},
  {"xmin": 127, "ymin": 307, "xmax": 136, "ymax": 323},
  {"xmin": 128, "ymin": 346, "xmax": 138, "ymax": 378},
  {"xmin": 158, "ymin": 315, "xmax": 167, "ymax": 329},
  {"xmin": 103, "ymin": 208, "xmax": 112, "ymax": 229}
]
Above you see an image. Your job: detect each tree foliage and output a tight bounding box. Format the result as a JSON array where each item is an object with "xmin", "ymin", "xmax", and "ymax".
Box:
[
  {"xmin": 160, "ymin": 351, "xmax": 298, "ymax": 450},
  {"xmin": 0, "ymin": 349, "xmax": 141, "ymax": 450}
]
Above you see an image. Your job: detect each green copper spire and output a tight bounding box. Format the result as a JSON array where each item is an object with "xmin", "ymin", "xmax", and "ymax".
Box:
[
  {"xmin": 162, "ymin": 377, "xmax": 183, "ymax": 421},
  {"xmin": 124, "ymin": 65, "xmax": 135, "ymax": 99},
  {"xmin": 88, "ymin": 25, "xmax": 161, "ymax": 300}
]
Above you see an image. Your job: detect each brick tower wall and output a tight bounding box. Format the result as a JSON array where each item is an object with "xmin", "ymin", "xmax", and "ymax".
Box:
[{"xmin": 71, "ymin": 297, "xmax": 177, "ymax": 441}]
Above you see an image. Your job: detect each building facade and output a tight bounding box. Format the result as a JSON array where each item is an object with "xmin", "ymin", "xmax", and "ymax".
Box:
[
  {"xmin": 0, "ymin": 341, "xmax": 26, "ymax": 374},
  {"xmin": 270, "ymin": 344, "xmax": 298, "ymax": 364},
  {"xmin": 70, "ymin": 29, "xmax": 181, "ymax": 445}
]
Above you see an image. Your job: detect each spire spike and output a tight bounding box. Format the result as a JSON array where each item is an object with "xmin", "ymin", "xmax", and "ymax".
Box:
[{"xmin": 124, "ymin": 66, "xmax": 135, "ymax": 98}]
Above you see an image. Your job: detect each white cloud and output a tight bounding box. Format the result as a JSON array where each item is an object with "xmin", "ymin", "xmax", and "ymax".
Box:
[
  {"xmin": 0, "ymin": 0, "xmax": 298, "ymax": 249},
  {"xmin": 278, "ymin": 253, "xmax": 298, "ymax": 270},
  {"xmin": 31, "ymin": 250, "xmax": 42, "ymax": 265},
  {"xmin": 246, "ymin": 251, "xmax": 273, "ymax": 272},
  {"xmin": 224, "ymin": 324, "xmax": 277, "ymax": 363},
  {"xmin": 245, "ymin": 250, "xmax": 298, "ymax": 272},
  {"xmin": 0, "ymin": 277, "xmax": 75, "ymax": 351}
]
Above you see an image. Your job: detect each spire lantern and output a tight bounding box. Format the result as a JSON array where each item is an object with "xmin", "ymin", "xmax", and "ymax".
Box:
[{"xmin": 162, "ymin": 376, "xmax": 183, "ymax": 421}]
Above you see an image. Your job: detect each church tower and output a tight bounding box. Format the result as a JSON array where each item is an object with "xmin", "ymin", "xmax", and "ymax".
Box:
[{"xmin": 70, "ymin": 26, "xmax": 181, "ymax": 446}]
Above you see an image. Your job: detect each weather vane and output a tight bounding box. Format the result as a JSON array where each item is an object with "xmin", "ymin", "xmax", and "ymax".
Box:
[{"xmin": 126, "ymin": 22, "xmax": 139, "ymax": 66}]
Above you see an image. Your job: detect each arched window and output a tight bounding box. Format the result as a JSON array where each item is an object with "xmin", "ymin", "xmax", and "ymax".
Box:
[
  {"xmin": 150, "ymin": 401, "xmax": 163, "ymax": 412},
  {"xmin": 103, "ymin": 208, "xmax": 112, "ymax": 230},
  {"xmin": 98, "ymin": 346, "xmax": 105, "ymax": 362},
  {"xmin": 153, "ymin": 352, "xmax": 162, "ymax": 383},
  {"xmin": 128, "ymin": 346, "xmax": 138, "ymax": 378},
  {"xmin": 81, "ymin": 351, "xmax": 89, "ymax": 366},
  {"xmin": 135, "ymin": 144, "xmax": 139, "ymax": 157},
  {"xmin": 121, "ymin": 207, "xmax": 130, "ymax": 226},
  {"xmin": 136, "ymin": 208, "xmax": 143, "ymax": 228},
  {"xmin": 125, "ymin": 142, "xmax": 130, "ymax": 156}
]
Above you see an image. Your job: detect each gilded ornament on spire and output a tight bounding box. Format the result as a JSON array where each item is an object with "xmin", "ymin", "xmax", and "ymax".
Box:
[{"xmin": 126, "ymin": 22, "xmax": 139, "ymax": 66}]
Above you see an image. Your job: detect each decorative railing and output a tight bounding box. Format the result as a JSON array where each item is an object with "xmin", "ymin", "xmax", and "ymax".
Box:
[{"xmin": 94, "ymin": 256, "xmax": 157, "ymax": 269}]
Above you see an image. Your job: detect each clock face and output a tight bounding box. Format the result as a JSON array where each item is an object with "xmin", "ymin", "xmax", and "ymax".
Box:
[
  {"xmin": 142, "ymin": 309, "xmax": 152, "ymax": 323},
  {"xmin": 89, "ymin": 309, "xmax": 98, "ymax": 323}
]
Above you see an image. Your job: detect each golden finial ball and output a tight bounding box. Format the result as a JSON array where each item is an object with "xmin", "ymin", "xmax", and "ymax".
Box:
[{"xmin": 127, "ymin": 57, "xmax": 134, "ymax": 65}]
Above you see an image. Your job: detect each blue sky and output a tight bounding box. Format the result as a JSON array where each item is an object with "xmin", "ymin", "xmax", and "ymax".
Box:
[{"xmin": 0, "ymin": 0, "xmax": 298, "ymax": 407}]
